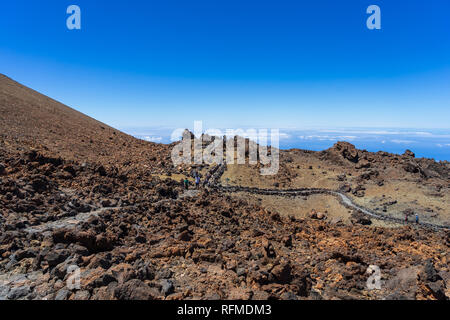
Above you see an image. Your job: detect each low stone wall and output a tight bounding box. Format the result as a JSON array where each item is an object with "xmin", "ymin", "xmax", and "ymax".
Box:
[{"xmin": 203, "ymin": 162, "xmax": 449, "ymax": 231}]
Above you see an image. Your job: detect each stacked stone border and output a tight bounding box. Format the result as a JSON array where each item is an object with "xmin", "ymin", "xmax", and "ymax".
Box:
[{"xmin": 204, "ymin": 163, "xmax": 449, "ymax": 231}]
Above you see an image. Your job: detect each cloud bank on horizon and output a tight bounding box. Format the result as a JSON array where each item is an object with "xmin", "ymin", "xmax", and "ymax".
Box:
[{"xmin": 128, "ymin": 126, "xmax": 450, "ymax": 161}]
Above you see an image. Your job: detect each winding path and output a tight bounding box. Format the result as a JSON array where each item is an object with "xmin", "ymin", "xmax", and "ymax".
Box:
[
  {"xmin": 23, "ymin": 164, "xmax": 449, "ymax": 234},
  {"xmin": 205, "ymin": 163, "xmax": 450, "ymax": 231}
]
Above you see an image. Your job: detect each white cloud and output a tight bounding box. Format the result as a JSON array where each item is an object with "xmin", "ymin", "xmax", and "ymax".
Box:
[
  {"xmin": 297, "ymin": 135, "xmax": 356, "ymax": 141},
  {"xmin": 390, "ymin": 139, "xmax": 416, "ymax": 144},
  {"xmin": 142, "ymin": 136, "xmax": 163, "ymax": 142},
  {"xmin": 314, "ymin": 129, "xmax": 450, "ymax": 138},
  {"xmin": 278, "ymin": 132, "xmax": 291, "ymax": 140}
]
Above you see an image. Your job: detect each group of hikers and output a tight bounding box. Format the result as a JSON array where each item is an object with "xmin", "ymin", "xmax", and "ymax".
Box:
[{"xmin": 183, "ymin": 170, "xmax": 202, "ymax": 190}]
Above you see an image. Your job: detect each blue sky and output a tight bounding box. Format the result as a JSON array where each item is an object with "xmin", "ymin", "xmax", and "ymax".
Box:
[{"xmin": 0, "ymin": 0, "xmax": 449, "ymax": 130}]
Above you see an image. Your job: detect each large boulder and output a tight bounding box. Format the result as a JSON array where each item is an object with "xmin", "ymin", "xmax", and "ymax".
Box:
[
  {"xmin": 44, "ymin": 249, "xmax": 71, "ymax": 268},
  {"xmin": 403, "ymin": 149, "xmax": 415, "ymax": 158},
  {"xmin": 271, "ymin": 262, "xmax": 292, "ymax": 284},
  {"xmin": 114, "ymin": 279, "xmax": 159, "ymax": 300},
  {"xmin": 403, "ymin": 162, "xmax": 420, "ymax": 174},
  {"xmin": 333, "ymin": 142, "xmax": 359, "ymax": 163},
  {"xmin": 385, "ymin": 266, "xmax": 420, "ymax": 300},
  {"xmin": 350, "ymin": 211, "xmax": 372, "ymax": 226}
]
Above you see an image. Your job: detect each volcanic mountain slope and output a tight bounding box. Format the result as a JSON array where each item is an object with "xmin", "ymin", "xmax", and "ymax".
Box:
[
  {"xmin": 0, "ymin": 75, "xmax": 449, "ymax": 300},
  {"xmin": 0, "ymin": 74, "xmax": 171, "ymax": 171}
]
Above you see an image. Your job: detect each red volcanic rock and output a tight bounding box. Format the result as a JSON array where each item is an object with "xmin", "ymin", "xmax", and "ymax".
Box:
[
  {"xmin": 332, "ymin": 141, "xmax": 360, "ymax": 163},
  {"xmin": 114, "ymin": 279, "xmax": 159, "ymax": 300},
  {"xmin": 351, "ymin": 211, "xmax": 372, "ymax": 226},
  {"xmin": 403, "ymin": 149, "xmax": 416, "ymax": 158},
  {"xmin": 271, "ymin": 261, "xmax": 292, "ymax": 284},
  {"xmin": 0, "ymin": 75, "xmax": 448, "ymax": 301}
]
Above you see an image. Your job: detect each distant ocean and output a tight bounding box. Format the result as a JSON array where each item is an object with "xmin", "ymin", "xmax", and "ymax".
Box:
[{"xmin": 124, "ymin": 127, "xmax": 450, "ymax": 162}]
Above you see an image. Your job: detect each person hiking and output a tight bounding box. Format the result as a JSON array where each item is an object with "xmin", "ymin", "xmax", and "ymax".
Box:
[
  {"xmin": 184, "ymin": 178, "xmax": 189, "ymax": 190},
  {"xmin": 415, "ymin": 214, "xmax": 419, "ymax": 224},
  {"xmin": 404, "ymin": 213, "xmax": 408, "ymax": 222},
  {"xmin": 195, "ymin": 175, "xmax": 200, "ymax": 189},
  {"xmin": 204, "ymin": 173, "xmax": 210, "ymax": 186}
]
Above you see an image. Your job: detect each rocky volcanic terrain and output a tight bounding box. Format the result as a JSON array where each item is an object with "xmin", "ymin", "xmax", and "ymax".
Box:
[
  {"xmin": 224, "ymin": 141, "xmax": 450, "ymax": 228},
  {"xmin": 0, "ymin": 75, "xmax": 449, "ymax": 300}
]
